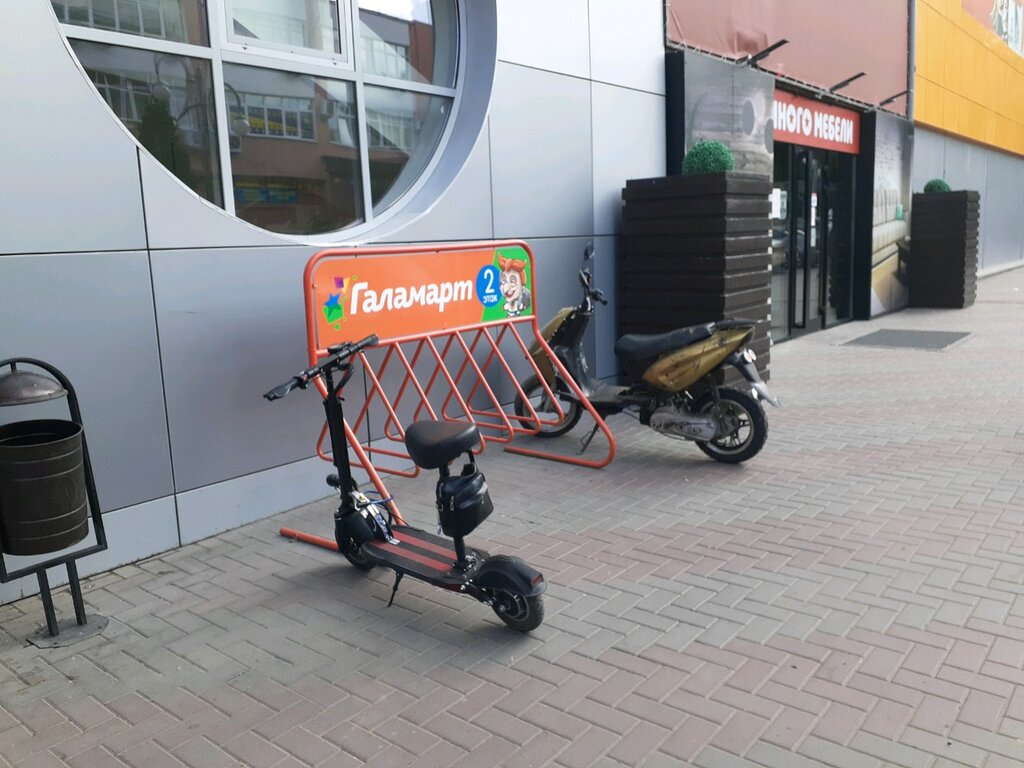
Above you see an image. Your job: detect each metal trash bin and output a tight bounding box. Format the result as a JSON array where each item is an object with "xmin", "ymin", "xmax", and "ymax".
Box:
[
  {"xmin": 0, "ymin": 360, "xmax": 108, "ymax": 644},
  {"xmin": 0, "ymin": 419, "xmax": 89, "ymax": 556}
]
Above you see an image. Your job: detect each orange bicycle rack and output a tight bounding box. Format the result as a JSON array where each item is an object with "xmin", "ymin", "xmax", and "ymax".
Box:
[{"xmin": 283, "ymin": 240, "xmax": 615, "ymax": 532}]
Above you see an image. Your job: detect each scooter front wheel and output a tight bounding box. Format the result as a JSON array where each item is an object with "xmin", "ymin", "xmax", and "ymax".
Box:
[
  {"xmin": 490, "ymin": 590, "xmax": 544, "ymax": 632},
  {"xmin": 513, "ymin": 375, "xmax": 582, "ymax": 437},
  {"xmin": 693, "ymin": 387, "xmax": 768, "ymax": 464},
  {"xmin": 342, "ymin": 546, "xmax": 375, "ymax": 571}
]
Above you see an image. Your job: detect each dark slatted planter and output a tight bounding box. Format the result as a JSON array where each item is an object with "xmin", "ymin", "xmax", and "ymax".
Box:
[
  {"xmin": 619, "ymin": 172, "xmax": 772, "ymax": 384},
  {"xmin": 909, "ymin": 191, "xmax": 979, "ymax": 309}
]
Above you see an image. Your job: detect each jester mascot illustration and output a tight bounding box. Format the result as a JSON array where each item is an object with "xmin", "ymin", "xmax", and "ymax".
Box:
[{"xmin": 498, "ymin": 256, "xmax": 531, "ymax": 317}]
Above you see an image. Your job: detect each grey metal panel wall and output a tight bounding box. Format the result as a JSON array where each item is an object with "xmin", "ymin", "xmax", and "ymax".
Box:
[
  {"xmin": 911, "ymin": 127, "xmax": 1024, "ymax": 272},
  {"xmin": 141, "ymin": 154, "xmax": 285, "ymax": 250},
  {"xmin": 591, "ymin": 83, "xmax": 666, "ymax": 237},
  {"xmin": 0, "ymin": 251, "xmax": 174, "ymax": 511},
  {"xmin": 589, "ymin": 0, "xmax": 666, "ymax": 94},
  {"xmin": 496, "ymin": 0, "xmax": 591, "ymax": 78},
  {"xmin": 0, "ymin": 3, "xmax": 147, "ymax": 255},
  {"xmin": 150, "ymin": 246, "xmax": 327, "ymax": 492},
  {"xmin": 489, "ymin": 63, "xmax": 595, "ymax": 239},
  {"xmin": 983, "ymin": 151, "xmax": 1024, "ymax": 271},
  {"xmin": 382, "ymin": 122, "xmax": 496, "ymax": 244}
]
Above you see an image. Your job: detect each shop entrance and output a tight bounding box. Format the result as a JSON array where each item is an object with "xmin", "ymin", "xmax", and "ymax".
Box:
[{"xmin": 771, "ymin": 144, "xmax": 856, "ymax": 342}]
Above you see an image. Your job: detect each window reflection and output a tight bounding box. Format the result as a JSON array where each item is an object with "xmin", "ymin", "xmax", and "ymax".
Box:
[
  {"xmin": 69, "ymin": 40, "xmax": 222, "ymax": 205},
  {"xmin": 58, "ymin": 0, "xmax": 460, "ymax": 234},
  {"xmin": 365, "ymin": 86, "xmax": 450, "ymax": 212},
  {"xmin": 230, "ymin": 0, "xmax": 342, "ymax": 55},
  {"xmin": 359, "ymin": 0, "xmax": 456, "ymax": 86},
  {"xmin": 52, "ymin": 0, "xmax": 209, "ymax": 46},
  {"xmin": 223, "ymin": 64, "xmax": 363, "ymax": 234}
]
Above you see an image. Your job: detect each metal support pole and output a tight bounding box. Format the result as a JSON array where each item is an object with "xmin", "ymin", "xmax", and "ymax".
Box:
[
  {"xmin": 36, "ymin": 569, "xmax": 59, "ymax": 637},
  {"xmin": 67, "ymin": 560, "xmax": 87, "ymax": 626}
]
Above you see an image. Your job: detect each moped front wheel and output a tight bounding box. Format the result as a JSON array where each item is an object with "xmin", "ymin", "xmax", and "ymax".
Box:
[
  {"xmin": 694, "ymin": 387, "xmax": 767, "ymax": 464},
  {"xmin": 513, "ymin": 375, "xmax": 582, "ymax": 437},
  {"xmin": 490, "ymin": 591, "xmax": 544, "ymax": 632}
]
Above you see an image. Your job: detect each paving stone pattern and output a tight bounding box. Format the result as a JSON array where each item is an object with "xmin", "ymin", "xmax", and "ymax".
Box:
[{"xmin": 2, "ymin": 267, "xmax": 1023, "ymax": 767}]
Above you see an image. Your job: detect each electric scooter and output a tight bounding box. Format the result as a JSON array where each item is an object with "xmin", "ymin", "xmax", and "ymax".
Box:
[
  {"xmin": 265, "ymin": 335, "xmax": 546, "ymax": 632},
  {"xmin": 515, "ymin": 245, "xmax": 780, "ymax": 463}
]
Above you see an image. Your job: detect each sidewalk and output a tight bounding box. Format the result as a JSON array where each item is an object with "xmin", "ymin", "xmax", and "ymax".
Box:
[{"xmin": 2, "ymin": 267, "xmax": 1023, "ymax": 768}]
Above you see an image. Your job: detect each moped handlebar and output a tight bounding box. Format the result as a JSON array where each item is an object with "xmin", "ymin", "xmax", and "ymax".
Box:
[{"xmin": 263, "ymin": 334, "xmax": 379, "ymax": 401}]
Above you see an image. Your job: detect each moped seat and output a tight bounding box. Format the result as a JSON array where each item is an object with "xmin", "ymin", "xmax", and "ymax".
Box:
[
  {"xmin": 615, "ymin": 323, "xmax": 716, "ymax": 361},
  {"xmin": 405, "ymin": 420, "xmax": 480, "ymax": 469}
]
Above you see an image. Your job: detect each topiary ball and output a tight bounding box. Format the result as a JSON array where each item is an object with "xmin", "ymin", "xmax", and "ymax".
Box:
[
  {"xmin": 682, "ymin": 140, "xmax": 735, "ymax": 176},
  {"xmin": 924, "ymin": 178, "xmax": 951, "ymax": 193}
]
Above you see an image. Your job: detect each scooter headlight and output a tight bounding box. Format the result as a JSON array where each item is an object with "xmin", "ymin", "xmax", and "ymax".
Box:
[{"xmin": 742, "ymin": 348, "xmax": 757, "ymax": 363}]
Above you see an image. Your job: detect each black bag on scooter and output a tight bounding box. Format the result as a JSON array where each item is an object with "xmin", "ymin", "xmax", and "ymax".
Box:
[{"xmin": 436, "ymin": 463, "xmax": 493, "ymax": 538}]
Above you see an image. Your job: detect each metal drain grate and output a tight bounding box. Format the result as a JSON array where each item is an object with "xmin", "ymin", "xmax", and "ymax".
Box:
[{"xmin": 844, "ymin": 329, "xmax": 969, "ymax": 350}]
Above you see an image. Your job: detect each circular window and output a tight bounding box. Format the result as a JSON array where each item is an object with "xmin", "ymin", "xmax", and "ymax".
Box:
[{"xmin": 53, "ymin": 0, "xmax": 459, "ymax": 236}]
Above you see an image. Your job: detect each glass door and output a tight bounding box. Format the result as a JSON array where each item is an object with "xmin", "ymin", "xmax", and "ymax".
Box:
[{"xmin": 771, "ymin": 144, "xmax": 855, "ymax": 340}]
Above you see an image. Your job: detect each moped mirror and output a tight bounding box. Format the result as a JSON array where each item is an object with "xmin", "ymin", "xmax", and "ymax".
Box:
[{"xmin": 583, "ymin": 243, "xmax": 594, "ymax": 263}]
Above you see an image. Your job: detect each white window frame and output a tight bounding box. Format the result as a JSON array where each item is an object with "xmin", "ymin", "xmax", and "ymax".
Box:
[{"xmin": 221, "ymin": 0, "xmax": 354, "ymax": 71}]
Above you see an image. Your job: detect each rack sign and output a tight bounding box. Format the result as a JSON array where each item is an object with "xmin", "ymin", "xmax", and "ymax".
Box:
[
  {"xmin": 309, "ymin": 244, "xmax": 535, "ymax": 348},
  {"xmin": 773, "ymin": 90, "xmax": 860, "ymax": 154}
]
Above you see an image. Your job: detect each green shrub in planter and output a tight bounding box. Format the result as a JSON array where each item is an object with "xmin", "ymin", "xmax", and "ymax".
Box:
[
  {"xmin": 682, "ymin": 140, "xmax": 735, "ymax": 176},
  {"xmin": 923, "ymin": 178, "xmax": 951, "ymax": 194}
]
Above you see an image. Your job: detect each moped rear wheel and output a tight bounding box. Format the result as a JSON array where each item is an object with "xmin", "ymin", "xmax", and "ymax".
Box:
[
  {"xmin": 491, "ymin": 591, "xmax": 544, "ymax": 632},
  {"xmin": 694, "ymin": 387, "xmax": 767, "ymax": 464},
  {"xmin": 513, "ymin": 375, "xmax": 582, "ymax": 437}
]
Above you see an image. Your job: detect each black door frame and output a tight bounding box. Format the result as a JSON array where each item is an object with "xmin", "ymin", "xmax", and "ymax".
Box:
[{"xmin": 776, "ymin": 143, "xmax": 856, "ymax": 338}]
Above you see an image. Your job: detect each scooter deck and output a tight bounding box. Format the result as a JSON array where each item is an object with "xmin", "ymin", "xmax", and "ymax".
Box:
[{"xmin": 362, "ymin": 525, "xmax": 490, "ymax": 588}]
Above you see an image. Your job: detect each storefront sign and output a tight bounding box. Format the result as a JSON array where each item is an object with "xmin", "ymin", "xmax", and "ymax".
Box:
[
  {"xmin": 772, "ymin": 90, "xmax": 860, "ymax": 154},
  {"xmin": 310, "ymin": 244, "xmax": 534, "ymax": 347}
]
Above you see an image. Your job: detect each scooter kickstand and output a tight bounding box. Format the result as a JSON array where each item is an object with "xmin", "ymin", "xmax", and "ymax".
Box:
[{"xmin": 387, "ymin": 572, "xmax": 404, "ymax": 607}]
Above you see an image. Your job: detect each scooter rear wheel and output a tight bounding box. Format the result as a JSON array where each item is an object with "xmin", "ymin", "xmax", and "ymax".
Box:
[
  {"xmin": 694, "ymin": 387, "xmax": 767, "ymax": 464},
  {"xmin": 491, "ymin": 591, "xmax": 544, "ymax": 632},
  {"xmin": 513, "ymin": 375, "xmax": 582, "ymax": 437}
]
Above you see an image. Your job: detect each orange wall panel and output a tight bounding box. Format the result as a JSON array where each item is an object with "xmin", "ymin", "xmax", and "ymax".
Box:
[{"xmin": 915, "ymin": 0, "xmax": 1024, "ymax": 156}]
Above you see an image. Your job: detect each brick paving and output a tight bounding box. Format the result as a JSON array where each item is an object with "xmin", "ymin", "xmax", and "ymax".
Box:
[{"xmin": 2, "ymin": 266, "xmax": 1024, "ymax": 767}]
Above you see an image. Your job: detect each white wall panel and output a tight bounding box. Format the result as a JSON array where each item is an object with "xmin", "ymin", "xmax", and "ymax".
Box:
[
  {"xmin": 589, "ymin": 0, "xmax": 665, "ymax": 94},
  {"xmin": 0, "ymin": 251, "xmax": 174, "ymax": 511},
  {"xmin": 0, "ymin": 3, "xmax": 146, "ymax": 255},
  {"xmin": 490, "ymin": 64, "xmax": 594, "ymax": 239},
  {"xmin": 496, "ymin": 0, "xmax": 590, "ymax": 78},
  {"xmin": 592, "ymin": 83, "xmax": 666, "ymax": 236}
]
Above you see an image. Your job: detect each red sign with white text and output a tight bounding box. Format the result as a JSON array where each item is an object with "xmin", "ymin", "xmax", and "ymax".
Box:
[{"xmin": 773, "ymin": 90, "xmax": 860, "ymax": 155}]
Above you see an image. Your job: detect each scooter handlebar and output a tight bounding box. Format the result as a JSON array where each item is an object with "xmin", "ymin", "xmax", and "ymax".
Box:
[
  {"xmin": 328, "ymin": 334, "xmax": 379, "ymax": 358},
  {"xmin": 264, "ymin": 335, "xmax": 379, "ymax": 401},
  {"xmin": 264, "ymin": 376, "xmax": 305, "ymax": 401}
]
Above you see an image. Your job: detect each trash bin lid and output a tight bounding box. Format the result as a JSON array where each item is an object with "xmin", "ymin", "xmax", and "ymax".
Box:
[{"xmin": 0, "ymin": 370, "xmax": 67, "ymax": 407}]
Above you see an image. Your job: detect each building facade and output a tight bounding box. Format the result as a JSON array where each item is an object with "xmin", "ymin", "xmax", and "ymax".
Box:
[{"xmin": 2, "ymin": 1, "xmax": 1022, "ymax": 603}]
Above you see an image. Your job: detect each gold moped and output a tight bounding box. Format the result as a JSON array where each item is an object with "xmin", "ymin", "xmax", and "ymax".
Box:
[{"xmin": 515, "ymin": 246, "xmax": 780, "ymax": 463}]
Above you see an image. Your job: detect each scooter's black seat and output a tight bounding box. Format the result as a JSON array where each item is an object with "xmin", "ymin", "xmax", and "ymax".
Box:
[
  {"xmin": 405, "ymin": 420, "xmax": 480, "ymax": 469},
  {"xmin": 615, "ymin": 323, "xmax": 716, "ymax": 361}
]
